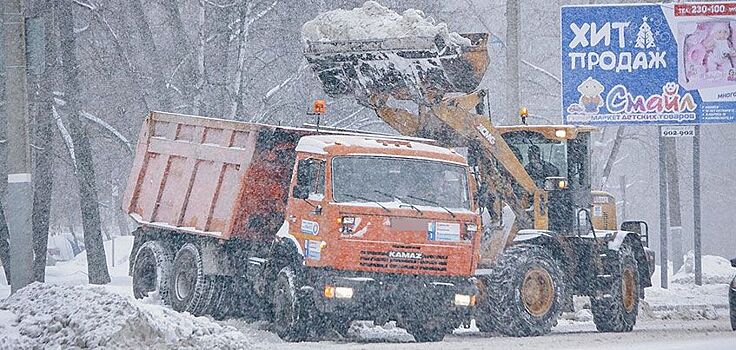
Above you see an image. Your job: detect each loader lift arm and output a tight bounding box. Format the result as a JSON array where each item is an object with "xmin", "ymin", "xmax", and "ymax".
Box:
[{"xmin": 303, "ymin": 32, "xmax": 549, "ymax": 262}]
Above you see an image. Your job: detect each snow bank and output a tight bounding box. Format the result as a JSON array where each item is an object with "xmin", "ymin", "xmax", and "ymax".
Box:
[
  {"xmin": 0, "ymin": 283, "xmax": 254, "ymax": 349},
  {"xmin": 672, "ymin": 251, "xmax": 735, "ymax": 285},
  {"xmin": 642, "ymin": 254, "xmax": 733, "ymax": 320},
  {"xmin": 301, "ymin": 1, "xmax": 471, "ymax": 47},
  {"xmin": 347, "ymin": 321, "xmax": 414, "ymax": 342},
  {"xmin": 0, "ymin": 236, "xmax": 135, "ymax": 300}
]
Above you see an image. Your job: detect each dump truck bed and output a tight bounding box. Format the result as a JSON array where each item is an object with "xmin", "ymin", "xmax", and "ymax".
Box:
[{"xmin": 122, "ymin": 111, "xmax": 311, "ymax": 241}]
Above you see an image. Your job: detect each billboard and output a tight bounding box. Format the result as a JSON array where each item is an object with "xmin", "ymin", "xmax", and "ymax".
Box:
[{"xmin": 562, "ymin": 2, "xmax": 736, "ymax": 125}]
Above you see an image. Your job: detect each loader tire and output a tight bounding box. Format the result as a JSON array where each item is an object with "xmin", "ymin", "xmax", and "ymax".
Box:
[
  {"xmin": 478, "ymin": 244, "xmax": 564, "ymax": 337},
  {"xmin": 272, "ymin": 266, "xmax": 310, "ymax": 342},
  {"xmin": 170, "ymin": 243, "xmax": 218, "ymax": 316},
  {"xmin": 592, "ymin": 240, "xmax": 639, "ymax": 332},
  {"xmin": 132, "ymin": 240, "xmax": 173, "ymax": 303}
]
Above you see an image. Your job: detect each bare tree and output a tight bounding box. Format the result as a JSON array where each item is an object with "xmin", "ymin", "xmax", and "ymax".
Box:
[
  {"xmin": 58, "ymin": 0, "xmax": 110, "ymax": 284},
  {"xmin": 30, "ymin": 3, "xmax": 58, "ymax": 282},
  {"xmin": 0, "ymin": 202, "xmax": 10, "ymax": 284}
]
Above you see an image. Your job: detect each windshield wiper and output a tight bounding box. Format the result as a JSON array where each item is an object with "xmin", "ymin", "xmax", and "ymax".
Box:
[
  {"xmin": 373, "ymin": 190, "xmax": 423, "ymax": 215},
  {"xmin": 340, "ymin": 193, "xmax": 390, "ymax": 212},
  {"xmin": 405, "ymin": 194, "xmax": 456, "ymax": 218}
]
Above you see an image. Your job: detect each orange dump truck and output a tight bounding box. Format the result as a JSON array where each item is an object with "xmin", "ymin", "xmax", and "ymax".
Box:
[{"xmin": 124, "ymin": 111, "xmax": 482, "ymax": 342}]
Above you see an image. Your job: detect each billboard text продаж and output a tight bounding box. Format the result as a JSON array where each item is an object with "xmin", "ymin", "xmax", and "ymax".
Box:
[{"xmin": 562, "ymin": 3, "xmax": 736, "ymax": 125}]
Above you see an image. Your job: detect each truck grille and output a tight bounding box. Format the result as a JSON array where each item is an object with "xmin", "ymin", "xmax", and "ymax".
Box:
[{"xmin": 359, "ymin": 249, "xmax": 448, "ymax": 272}]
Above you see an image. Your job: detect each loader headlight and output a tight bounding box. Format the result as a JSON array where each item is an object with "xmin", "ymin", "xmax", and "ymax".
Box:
[
  {"xmin": 324, "ymin": 285, "xmax": 354, "ymax": 299},
  {"xmin": 555, "ymin": 129, "xmax": 567, "ymax": 138},
  {"xmin": 454, "ymin": 294, "xmax": 476, "ymax": 307},
  {"xmin": 544, "ymin": 177, "xmax": 568, "ymax": 191}
]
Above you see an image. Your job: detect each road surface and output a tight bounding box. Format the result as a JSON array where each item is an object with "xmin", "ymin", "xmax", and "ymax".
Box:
[{"xmin": 229, "ymin": 317, "xmax": 734, "ymax": 350}]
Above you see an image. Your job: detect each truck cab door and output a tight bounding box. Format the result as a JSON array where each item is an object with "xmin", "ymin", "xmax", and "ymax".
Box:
[{"xmin": 287, "ymin": 157, "xmax": 327, "ymax": 263}]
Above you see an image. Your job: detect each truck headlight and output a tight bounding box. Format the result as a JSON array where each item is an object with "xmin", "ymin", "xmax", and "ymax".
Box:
[
  {"xmin": 324, "ymin": 285, "xmax": 354, "ymax": 299},
  {"xmin": 454, "ymin": 293, "xmax": 476, "ymax": 307}
]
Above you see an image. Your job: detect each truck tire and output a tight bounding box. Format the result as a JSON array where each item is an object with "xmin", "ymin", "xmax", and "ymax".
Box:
[
  {"xmin": 478, "ymin": 244, "xmax": 564, "ymax": 337},
  {"xmin": 272, "ymin": 266, "xmax": 309, "ymax": 342},
  {"xmin": 592, "ymin": 240, "xmax": 639, "ymax": 332},
  {"xmin": 170, "ymin": 242, "xmax": 218, "ymax": 316},
  {"xmin": 132, "ymin": 240, "xmax": 173, "ymax": 303}
]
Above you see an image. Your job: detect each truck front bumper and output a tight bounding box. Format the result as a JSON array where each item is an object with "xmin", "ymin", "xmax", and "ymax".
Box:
[{"xmin": 304, "ymin": 268, "xmax": 477, "ymax": 326}]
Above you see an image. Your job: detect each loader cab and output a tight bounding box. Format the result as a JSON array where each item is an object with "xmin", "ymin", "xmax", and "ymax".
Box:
[{"xmin": 499, "ymin": 126, "xmax": 595, "ymax": 235}]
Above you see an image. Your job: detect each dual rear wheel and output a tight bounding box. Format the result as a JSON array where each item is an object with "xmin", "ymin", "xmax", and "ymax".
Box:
[{"xmin": 131, "ymin": 240, "xmax": 232, "ymax": 318}]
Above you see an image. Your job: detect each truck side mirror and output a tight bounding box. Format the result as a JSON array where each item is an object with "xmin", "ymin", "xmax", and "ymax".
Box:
[
  {"xmin": 475, "ymin": 182, "xmax": 492, "ymax": 209},
  {"xmin": 293, "ymin": 184, "xmax": 309, "ymax": 200},
  {"xmin": 621, "ymin": 220, "xmax": 649, "ymax": 247}
]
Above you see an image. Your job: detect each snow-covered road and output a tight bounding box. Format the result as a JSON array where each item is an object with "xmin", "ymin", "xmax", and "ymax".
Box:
[
  {"xmin": 255, "ymin": 318, "xmax": 734, "ymax": 350},
  {"xmin": 1, "ymin": 237, "xmax": 734, "ymax": 349}
]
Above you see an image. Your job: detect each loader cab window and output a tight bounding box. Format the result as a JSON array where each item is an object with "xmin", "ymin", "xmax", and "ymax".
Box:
[
  {"xmin": 293, "ymin": 158, "xmax": 325, "ymax": 200},
  {"xmin": 503, "ymin": 131, "xmax": 567, "ymax": 187}
]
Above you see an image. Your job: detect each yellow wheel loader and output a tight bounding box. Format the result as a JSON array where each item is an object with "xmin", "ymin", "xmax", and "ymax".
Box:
[{"xmin": 304, "ymin": 31, "xmax": 655, "ymax": 336}]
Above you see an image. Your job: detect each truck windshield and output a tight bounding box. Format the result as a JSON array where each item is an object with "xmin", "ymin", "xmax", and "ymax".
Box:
[{"xmin": 332, "ymin": 156, "xmax": 471, "ymax": 210}]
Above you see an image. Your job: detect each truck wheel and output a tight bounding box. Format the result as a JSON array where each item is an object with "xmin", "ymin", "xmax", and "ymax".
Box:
[
  {"xmin": 406, "ymin": 322, "xmax": 447, "ymax": 342},
  {"xmin": 592, "ymin": 240, "xmax": 639, "ymax": 332},
  {"xmin": 132, "ymin": 240, "xmax": 173, "ymax": 303},
  {"xmin": 478, "ymin": 244, "xmax": 564, "ymax": 337},
  {"xmin": 272, "ymin": 266, "xmax": 309, "ymax": 342},
  {"xmin": 170, "ymin": 242, "xmax": 218, "ymax": 316}
]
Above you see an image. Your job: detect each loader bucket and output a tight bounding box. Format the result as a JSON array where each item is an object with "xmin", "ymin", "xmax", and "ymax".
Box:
[{"xmin": 304, "ymin": 33, "xmax": 489, "ymax": 105}]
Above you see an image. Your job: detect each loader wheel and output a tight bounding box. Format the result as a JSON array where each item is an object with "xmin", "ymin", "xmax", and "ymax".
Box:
[
  {"xmin": 272, "ymin": 266, "xmax": 310, "ymax": 342},
  {"xmin": 477, "ymin": 244, "xmax": 564, "ymax": 336},
  {"xmin": 132, "ymin": 240, "xmax": 173, "ymax": 303},
  {"xmin": 170, "ymin": 243, "xmax": 218, "ymax": 316},
  {"xmin": 592, "ymin": 240, "xmax": 640, "ymax": 332}
]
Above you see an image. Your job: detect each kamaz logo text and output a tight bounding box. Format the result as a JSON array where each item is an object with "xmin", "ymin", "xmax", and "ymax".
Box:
[{"xmin": 388, "ymin": 251, "xmax": 422, "ymax": 260}]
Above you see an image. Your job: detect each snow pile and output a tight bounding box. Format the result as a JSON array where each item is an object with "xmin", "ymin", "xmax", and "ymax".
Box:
[
  {"xmin": 347, "ymin": 321, "xmax": 414, "ymax": 342},
  {"xmin": 672, "ymin": 251, "xmax": 735, "ymax": 285},
  {"xmin": 0, "ymin": 283, "xmax": 253, "ymax": 349},
  {"xmin": 642, "ymin": 256, "xmax": 733, "ymax": 320},
  {"xmin": 301, "ymin": 1, "xmax": 471, "ymax": 47},
  {"xmin": 0, "ymin": 236, "xmax": 135, "ymax": 300}
]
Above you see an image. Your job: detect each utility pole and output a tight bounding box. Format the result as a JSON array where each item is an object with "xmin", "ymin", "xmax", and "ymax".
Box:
[
  {"xmin": 665, "ymin": 138, "xmax": 684, "ymax": 273},
  {"xmin": 619, "ymin": 175, "xmax": 627, "ymax": 222},
  {"xmin": 505, "ymin": 0, "xmax": 520, "ymax": 119},
  {"xmin": 3, "ymin": 0, "xmax": 34, "ymax": 293},
  {"xmin": 658, "ymin": 128, "xmax": 668, "ymax": 289},
  {"xmin": 693, "ymin": 125, "xmax": 702, "ymax": 285}
]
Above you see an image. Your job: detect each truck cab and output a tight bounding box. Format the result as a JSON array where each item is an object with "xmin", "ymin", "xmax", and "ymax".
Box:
[
  {"xmin": 274, "ymin": 135, "xmax": 481, "ymax": 341},
  {"xmin": 284, "ymin": 135, "xmax": 481, "ymax": 275}
]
